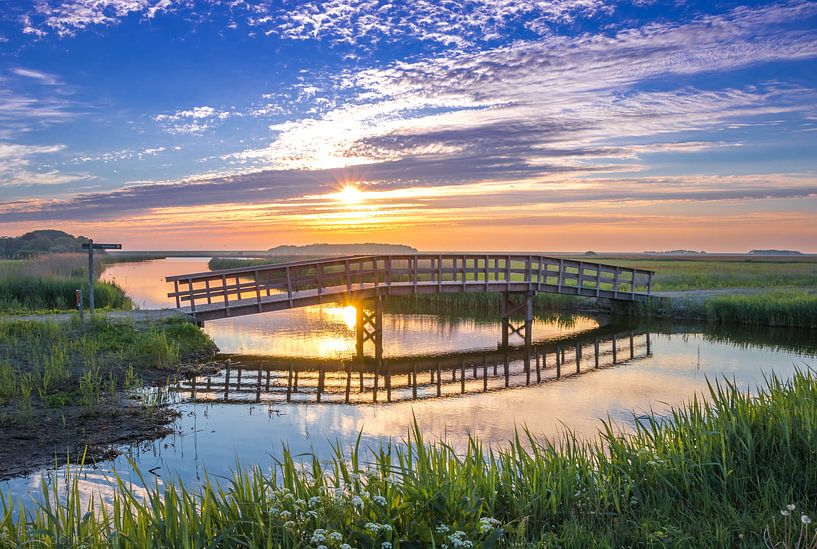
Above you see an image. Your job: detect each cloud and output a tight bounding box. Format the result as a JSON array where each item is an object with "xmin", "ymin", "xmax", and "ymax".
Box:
[
  {"xmin": 257, "ymin": 0, "xmax": 614, "ymax": 47},
  {"xmin": 73, "ymin": 146, "xmax": 168, "ymax": 163},
  {"xmin": 222, "ymin": 2, "xmax": 817, "ymax": 177},
  {"xmin": 0, "ymin": 142, "xmax": 89, "ymax": 187},
  {"xmin": 154, "ymin": 105, "xmax": 237, "ymax": 134},
  {"xmin": 22, "ymin": 0, "xmax": 183, "ymax": 37},
  {"xmin": 11, "ymin": 68, "xmax": 60, "ymax": 85}
]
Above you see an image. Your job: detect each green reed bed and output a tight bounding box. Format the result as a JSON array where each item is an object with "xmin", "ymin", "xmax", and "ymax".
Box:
[
  {"xmin": 0, "ymin": 254, "xmax": 131, "ymax": 313},
  {"xmin": 2, "ymin": 370, "xmax": 816, "ymax": 547},
  {"xmin": 0, "ymin": 317, "xmax": 216, "ymax": 420},
  {"xmin": 704, "ymin": 293, "xmax": 817, "ymax": 329}
]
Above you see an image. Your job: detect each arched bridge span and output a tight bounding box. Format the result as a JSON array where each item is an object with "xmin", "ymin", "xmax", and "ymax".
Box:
[{"xmin": 166, "ymin": 253, "xmax": 654, "ymax": 323}]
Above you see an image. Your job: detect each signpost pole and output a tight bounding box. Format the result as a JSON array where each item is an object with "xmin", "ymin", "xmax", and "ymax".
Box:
[{"xmin": 81, "ymin": 240, "xmax": 121, "ymax": 318}]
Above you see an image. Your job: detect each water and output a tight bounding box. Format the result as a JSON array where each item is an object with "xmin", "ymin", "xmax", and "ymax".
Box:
[{"xmin": 2, "ymin": 257, "xmax": 815, "ymax": 503}]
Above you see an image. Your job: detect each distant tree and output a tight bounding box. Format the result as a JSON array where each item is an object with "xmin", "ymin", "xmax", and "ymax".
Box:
[{"xmin": 0, "ymin": 230, "xmax": 90, "ymax": 258}]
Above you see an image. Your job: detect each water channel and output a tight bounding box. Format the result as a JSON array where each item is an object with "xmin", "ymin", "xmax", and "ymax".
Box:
[{"xmin": 2, "ymin": 257, "xmax": 815, "ymax": 502}]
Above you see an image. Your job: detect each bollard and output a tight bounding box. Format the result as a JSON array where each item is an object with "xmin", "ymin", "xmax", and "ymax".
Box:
[{"xmin": 75, "ymin": 288, "xmax": 84, "ymax": 321}]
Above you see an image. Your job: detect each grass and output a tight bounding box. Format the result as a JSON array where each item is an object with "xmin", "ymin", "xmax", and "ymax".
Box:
[
  {"xmin": 2, "ymin": 369, "xmax": 817, "ymax": 547},
  {"xmin": 208, "ymin": 256, "xmax": 322, "ymax": 270},
  {"xmin": 704, "ymin": 292, "xmax": 817, "ymax": 329},
  {"xmin": 0, "ymin": 254, "xmax": 131, "ymax": 313},
  {"xmin": 572, "ymin": 256, "xmax": 817, "ymax": 291},
  {"xmin": 0, "ymin": 317, "xmax": 217, "ymax": 419}
]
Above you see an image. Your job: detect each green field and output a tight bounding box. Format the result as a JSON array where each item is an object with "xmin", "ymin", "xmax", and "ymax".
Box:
[
  {"xmin": 2, "ymin": 370, "xmax": 816, "ymax": 547},
  {"xmin": 573, "ymin": 256, "xmax": 817, "ymax": 291}
]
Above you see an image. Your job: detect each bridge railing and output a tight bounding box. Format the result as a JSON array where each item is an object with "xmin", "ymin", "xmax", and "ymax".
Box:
[{"xmin": 166, "ymin": 254, "xmax": 654, "ymax": 312}]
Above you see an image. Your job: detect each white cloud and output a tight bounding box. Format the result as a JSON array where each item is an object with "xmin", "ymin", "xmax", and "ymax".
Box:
[
  {"xmin": 154, "ymin": 105, "xmax": 237, "ymax": 134},
  {"xmin": 11, "ymin": 68, "xmax": 59, "ymax": 85},
  {"xmin": 257, "ymin": 0, "xmax": 614, "ymax": 47},
  {"xmin": 23, "ymin": 0, "xmax": 182, "ymax": 37},
  {"xmin": 73, "ymin": 145, "xmax": 167, "ymax": 163},
  {"xmin": 225, "ymin": 2, "xmax": 817, "ymax": 173},
  {"xmin": 0, "ymin": 142, "xmax": 88, "ymax": 187}
]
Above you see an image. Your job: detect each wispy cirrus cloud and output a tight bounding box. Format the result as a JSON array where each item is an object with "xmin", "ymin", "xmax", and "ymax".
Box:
[
  {"xmin": 224, "ymin": 2, "xmax": 817, "ymax": 175},
  {"xmin": 0, "ymin": 142, "xmax": 89, "ymax": 187}
]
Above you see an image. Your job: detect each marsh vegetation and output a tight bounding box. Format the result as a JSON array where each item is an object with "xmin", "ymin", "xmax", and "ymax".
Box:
[
  {"xmin": 0, "ymin": 317, "xmax": 218, "ymax": 478},
  {"xmin": 0, "ymin": 254, "xmax": 131, "ymax": 313},
  {"xmin": 1, "ymin": 371, "xmax": 816, "ymax": 547}
]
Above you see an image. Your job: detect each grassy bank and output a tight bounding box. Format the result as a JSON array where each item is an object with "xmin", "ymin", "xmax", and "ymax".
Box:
[
  {"xmin": 0, "ymin": 317, "xmax": 216, "ymax": 420},
  {"xmin": 0, "ymin": 317, "xmax": 218, "ymax": 477},
  {"xmin": 0, "ymin": 254, "xmax": 131, "ymax": 313},
  {"xmin": 2, "ymin": 370, "xmax": 816, "ymax": 546},
  {"xmin": 703, "ymin": 292, "xmax": 817, "ymax": 329}
]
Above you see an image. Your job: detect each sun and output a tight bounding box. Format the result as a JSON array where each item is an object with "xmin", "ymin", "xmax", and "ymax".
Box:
[{"xmin": 336, "ymin": 185, "xmax": 364, "ymax": 205}]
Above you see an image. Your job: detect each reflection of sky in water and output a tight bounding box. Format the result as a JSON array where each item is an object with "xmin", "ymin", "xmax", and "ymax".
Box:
[{"xmin": 5, "ymin": 259, "xmax": 815, "ymax": 508}]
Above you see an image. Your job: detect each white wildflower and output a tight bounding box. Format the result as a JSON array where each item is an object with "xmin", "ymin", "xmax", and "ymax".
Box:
[
  {"xmin": 351, "ymin": 495, "xmax": 364, "ymax": 508},
  {"xmin": 435, "ymin": 524, "xmax": 450, "ymax": 534},
  {"xmin": 310, "ymin": 531, "xmax": 326, "ymax": 544},
  {"xmin": 279, "ymin": 510, "xmax": 291, "ymax": 519},
  {"xmin": 317, "ymin": 546, "xmax": 328, "ymax": 549},
  {"xmin": 308, "ymin": 496, "xmax": 321, "ymax": 508},
  {"xmin": 803, "ymin": 515, "xmax": 812, "ymax": 525},
  {"xmin": 381, "ymin": 524, "xmax": 393, "ymax": 533},
  {"xmin": 478, "ymin": 516, "xmax": 500, "ymax": 534},
  {"xmin": 365, "ymin": 522, "xmax": 381, "ymax": 533},
  {"xmin": 381, "ymin": 543, "xmax": 392, "ymax": 549},
  {"xmin": 306, "ymin": 510, "xmax": 318, "ymax": 519},
  {"xmin": 329, "ymin": 531, "xmax": 343, "ymax": 541},
  {"xmin": 340, "ymin": 545, "xmax": 352, "ymax": 549},
  {"xmin": 295, "ymin": 498, "xmax": 306, "ymax": 507},
  {"xmin": 788, "ymin": 504, "xmax": 796, "ymax": 511},
  {"xmin": 283, "ymin": 521, "xmax": 295, "ymax": 528},
  {"xmin": 782, "ymin": 510, "xmax": 791, "ymax": 517},
  {"xmin": 372, "ymin": 495, "xmax": 387, "ymax": 506}
]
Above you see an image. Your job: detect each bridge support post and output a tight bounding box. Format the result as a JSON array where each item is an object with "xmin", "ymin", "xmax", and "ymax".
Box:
[
  {"xmin": 355, "ymin": 294, "xmax": 384, "ymax": 372},
  {"xmin": 500, "ymin": 291, "xmax": 534, "ymax": 349}
]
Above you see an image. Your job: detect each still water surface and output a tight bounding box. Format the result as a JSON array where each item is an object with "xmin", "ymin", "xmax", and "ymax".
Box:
[{"xmin": 2, "ymin": 257, "xmax": 815, "ymax": 501}]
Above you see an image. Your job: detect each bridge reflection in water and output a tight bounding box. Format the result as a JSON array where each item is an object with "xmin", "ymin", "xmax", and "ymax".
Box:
[{"xmin": 172, "ymin": 329, "xmax": 651, "ymax": 405}]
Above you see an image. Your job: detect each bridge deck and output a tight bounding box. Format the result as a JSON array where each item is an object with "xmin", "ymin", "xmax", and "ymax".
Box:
[{"xmin": 167, "ymin": 253, "xmax": 654, "ymax": 322}]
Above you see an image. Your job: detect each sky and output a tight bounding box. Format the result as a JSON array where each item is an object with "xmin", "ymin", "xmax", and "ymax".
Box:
[{"xmin": 0, "ymin": 0, "xmax": 816, "ymax": 252}]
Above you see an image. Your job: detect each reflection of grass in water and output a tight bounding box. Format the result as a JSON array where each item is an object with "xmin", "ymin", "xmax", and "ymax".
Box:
[{"xmin": 4, "ymin": 370, "xmax": 817, "ymax": 546}]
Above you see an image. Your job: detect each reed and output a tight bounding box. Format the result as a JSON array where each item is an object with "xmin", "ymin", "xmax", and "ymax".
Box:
[
  {"xmin": 0, "ymin": 254, "xmax": 131, "ymax": 312},
  {"xmin": 0, "ymin": 317, "xmax": 217, "ymax": 418},
  {"xmin": 2, "ymin": 370, "xmax": 816, "ymax": 547},
  {"xmin": 704, "ymin": 293, "xmax": 817, "ymax": 329}
]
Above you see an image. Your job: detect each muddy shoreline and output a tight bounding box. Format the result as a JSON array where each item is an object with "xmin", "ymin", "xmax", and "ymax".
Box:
[{"xmin": 0, "ymin": 361, "xmax": 223, "ymax": 481}]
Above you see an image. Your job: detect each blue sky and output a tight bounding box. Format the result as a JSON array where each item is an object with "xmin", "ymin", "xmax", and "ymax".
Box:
[{"xmin": 1, "ymin": 0, "xmax": 816, "ymax": 251}]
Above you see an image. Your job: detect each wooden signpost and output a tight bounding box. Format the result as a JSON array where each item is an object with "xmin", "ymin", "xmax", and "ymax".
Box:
[{"xmin": 81, "ymin": 240, "xmax": 122, "ymax": 315}]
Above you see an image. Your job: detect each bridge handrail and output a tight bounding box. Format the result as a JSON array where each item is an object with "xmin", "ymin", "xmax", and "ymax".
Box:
[{"xmin": 166, "ymin": 253, "xmax": 654, "ymax": 311}]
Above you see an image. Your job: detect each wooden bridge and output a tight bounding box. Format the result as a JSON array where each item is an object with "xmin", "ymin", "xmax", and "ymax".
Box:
[
  {"xmin": 167, "ymin": 253, "xmax": 653, "ymax": 362},
  {"xmin": 167, "ymin": 253, "xmax": 654, "ymax": 322}
]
